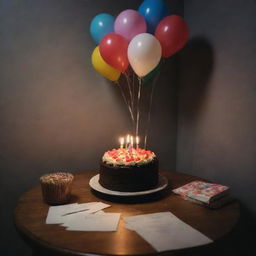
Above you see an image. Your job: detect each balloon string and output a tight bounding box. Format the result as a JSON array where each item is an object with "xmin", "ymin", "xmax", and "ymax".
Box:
[
  {"xmin": 116, "ymin": 81, "xmax": 135, "ymax": 126},
  {"xmin": 132, "ymin": 71, "xmax": 135, "ymax": 118},
  {"xmin": 144, "ymin": 67, "xmax": 162, "ymax": 149},
  {"xmin": 124, "ymin": 73, "xmax": 134, "ymax": 113},
  {"xmin": 136, "ymin": 77, "xmax": 142, "ymax": 138},
  {"xmin": 124, "ymin": 72, "xmax": 136, "ymax": 133}
]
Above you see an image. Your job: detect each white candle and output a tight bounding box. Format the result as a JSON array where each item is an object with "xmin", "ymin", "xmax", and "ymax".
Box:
[
  {"xmin": 130, "ymin": 136, "xmax": 134, "ymax": 148},
  {"xmin": 136, "ymin": 136, "xmax": 139, "ymax": 149},
  {"xmin": 119, "ymin": 137, "xmax": 124, "ymax": 149},
  {"xmin": 126, "ymin": 134, "xmax": 130, "ymax": 148}
]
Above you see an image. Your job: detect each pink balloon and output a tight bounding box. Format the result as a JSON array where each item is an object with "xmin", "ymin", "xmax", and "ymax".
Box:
[{"xmin": 114, "ymin": 9, "xmax": 147, "ymax": 41}]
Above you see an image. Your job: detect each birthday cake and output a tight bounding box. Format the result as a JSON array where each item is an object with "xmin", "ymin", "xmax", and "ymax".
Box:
[{"xmin": 99, "ymin": 147, "xmax": 159, "ymax": 192}]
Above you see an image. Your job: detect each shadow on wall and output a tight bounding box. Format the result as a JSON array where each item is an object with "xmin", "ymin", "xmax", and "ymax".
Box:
[
  {"xmin": 176, "ymin": 37, "xmax": 256, "ymax": 255},
  {"xmin": 177, "ymin": 36, "xmax": 214, "ymax": 120}
]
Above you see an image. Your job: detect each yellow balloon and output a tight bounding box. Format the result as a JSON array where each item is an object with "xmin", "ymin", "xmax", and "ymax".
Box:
[{"xmin": 91, "ymin": 46, "xmax": 121, "ymax": 82}]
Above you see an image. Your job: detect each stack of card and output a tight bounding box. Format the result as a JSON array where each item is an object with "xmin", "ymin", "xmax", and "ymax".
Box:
[
  {"xmin": 124, "ymin": 212, "xmax": 212, "ymax": 252},
  {"xmin": 173, "ymin": 180, "xmax": 232, "ymax": 208},
  {"xmin": 46, "ymin": 202, "xmax": 121, "ymax": 231}
]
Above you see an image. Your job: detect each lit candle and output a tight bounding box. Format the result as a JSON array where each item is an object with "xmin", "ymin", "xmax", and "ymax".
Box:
[
  {"xmin": 126, "ymin": 134, "xmax": 130, "ymax": 148},
  {"xmin": 119, "ymin": 137, "xmax": 124, "ymax": 149},
  {"xmin": 136, "ymin": 136, "xmax": 139, "ymax": 149},
  {"xmin": 130, "ymin": 136, "xmax": 134, "ymax": 148}
]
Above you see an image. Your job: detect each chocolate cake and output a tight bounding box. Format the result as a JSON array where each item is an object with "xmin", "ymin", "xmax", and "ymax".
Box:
[{"xmin": 99, "ymin": 148, "xmax": 159, "ymax": 192}]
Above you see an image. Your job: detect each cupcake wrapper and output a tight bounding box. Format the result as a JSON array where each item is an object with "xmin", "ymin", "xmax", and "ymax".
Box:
[{"xmin": 40, "ymin": 174, "xmax": 74, "ymax": 205}]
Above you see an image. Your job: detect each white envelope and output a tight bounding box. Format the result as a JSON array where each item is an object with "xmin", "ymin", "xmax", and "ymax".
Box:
[
  {"xmin": 124, "ymin": 212, "xmax": 212, "ymax": 252},
  {"xmin": 46, "ymin": 202, "xmax": 110, "ymax": 224},
  {"xmin": 65, "ymin": 213, "xmax": 121, "ymax": 232}
]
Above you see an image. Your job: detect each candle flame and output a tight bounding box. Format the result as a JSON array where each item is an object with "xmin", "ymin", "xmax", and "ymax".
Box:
[
  {"xmin": 136, "ymin": 136, "xmax": 139, "ymax": 145},
  {"xmin": 126, "ymin": 134, "xmax": 130, "ymax": 143},
  {"xmin": 130, "ymin": 136, "xmax": 134, "ymax": 147},
  {"xmin": 119, "ymin": 137, "xmax": 124, "ymax": 148}
]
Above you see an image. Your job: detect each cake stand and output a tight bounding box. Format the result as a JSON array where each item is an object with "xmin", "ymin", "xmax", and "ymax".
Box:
[{"xmin": 89, "ymin": 174, "xmax": 168, "ymax": 196}]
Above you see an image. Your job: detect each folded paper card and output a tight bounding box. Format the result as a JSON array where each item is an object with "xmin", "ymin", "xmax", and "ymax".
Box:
[
  {"xmin": 124, "ymin": 212, "xmax": 212, "ymax": 252},
  {"xmin": 46, "ymin": 202, "xmax": 110, "ymax": 224},
  {"xmin": 45, "ymin": 202, "xmax": 120, "ymax": 232},
  {"xmin": 64, "ymin": 212, "xmax": 121, "ymax": 232}
]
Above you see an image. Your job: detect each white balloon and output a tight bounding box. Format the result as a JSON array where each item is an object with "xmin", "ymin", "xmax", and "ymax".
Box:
[{"xmin": 128, "ymin": 33, "xmax": 162, "ymax": 77}]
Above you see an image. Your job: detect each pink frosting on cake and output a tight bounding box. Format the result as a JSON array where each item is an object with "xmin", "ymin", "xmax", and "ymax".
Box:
[{"xmin": 102, "ymin": 148, "xmax": 156, "ymax": 166}]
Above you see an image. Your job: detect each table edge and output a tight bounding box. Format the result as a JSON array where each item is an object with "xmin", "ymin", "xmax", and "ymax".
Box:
[{"xmin": 14, "ymin": 170, "xmax": 240, "ymax": 256}]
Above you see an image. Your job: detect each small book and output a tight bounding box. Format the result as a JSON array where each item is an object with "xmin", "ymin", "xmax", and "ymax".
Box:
[
  {"xmin": 173, "ymin": 180, "xmax": 230, "ymax": 204},
  {"xmin": 183, "ymin": 194, "xmax": 233, "ymax": 208}
]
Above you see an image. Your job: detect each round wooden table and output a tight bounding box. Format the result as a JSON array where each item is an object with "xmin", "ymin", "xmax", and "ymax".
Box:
[{"xmin": 14, "ymin": 171, "xmax": 240, "ymax": 256}]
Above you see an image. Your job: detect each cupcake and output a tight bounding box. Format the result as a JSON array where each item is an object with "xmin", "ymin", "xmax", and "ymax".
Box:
[{"xmin": 40, "ymin": 172, "xmax": 74, "ymax": 205}]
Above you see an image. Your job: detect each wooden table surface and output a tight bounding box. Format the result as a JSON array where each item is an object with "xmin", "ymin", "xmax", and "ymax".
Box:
[{"xmin": 14, "ymin": 170, "xmax": 240, "ymax": 256}]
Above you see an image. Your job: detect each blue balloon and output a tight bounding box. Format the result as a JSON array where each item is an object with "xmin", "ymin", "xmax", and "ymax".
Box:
[
  {"xmin": 90, "ymin": 13, "xmax": 115, "ymax": 44},
  {"xmin": 138, "ymin": 0, "xmax": 169, "ymax": 33}
]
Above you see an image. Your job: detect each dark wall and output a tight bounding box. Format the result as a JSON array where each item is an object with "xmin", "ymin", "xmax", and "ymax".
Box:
[
  {"xmin": 0, "ymin": 0, "xmax": 181, "ymax": 255},
  {"xmin": 177, "ymin": 0, "xmax": 256, "ymax": 254},
  {"xmin": 178, "ymin": 0, "xmax": 256, "ymax": 214}
]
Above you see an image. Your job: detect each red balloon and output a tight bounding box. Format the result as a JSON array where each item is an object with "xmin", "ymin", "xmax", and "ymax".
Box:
[
  {"xmin": 155, "ymin": 15, "xmax": 189, "ymax": 58},
  {"xmin": 99, "ymin": 33, "xmax": 129, "ymax": 73}
]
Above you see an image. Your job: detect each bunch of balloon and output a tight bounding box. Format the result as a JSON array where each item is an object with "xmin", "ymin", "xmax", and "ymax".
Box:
[
  {"xmin": 90, "ymin": 0, "xmax": 189, "ymax": 81},
  {"xmin": 89, "ymin": 0, "xmax": 189, "ymax": 146}
]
